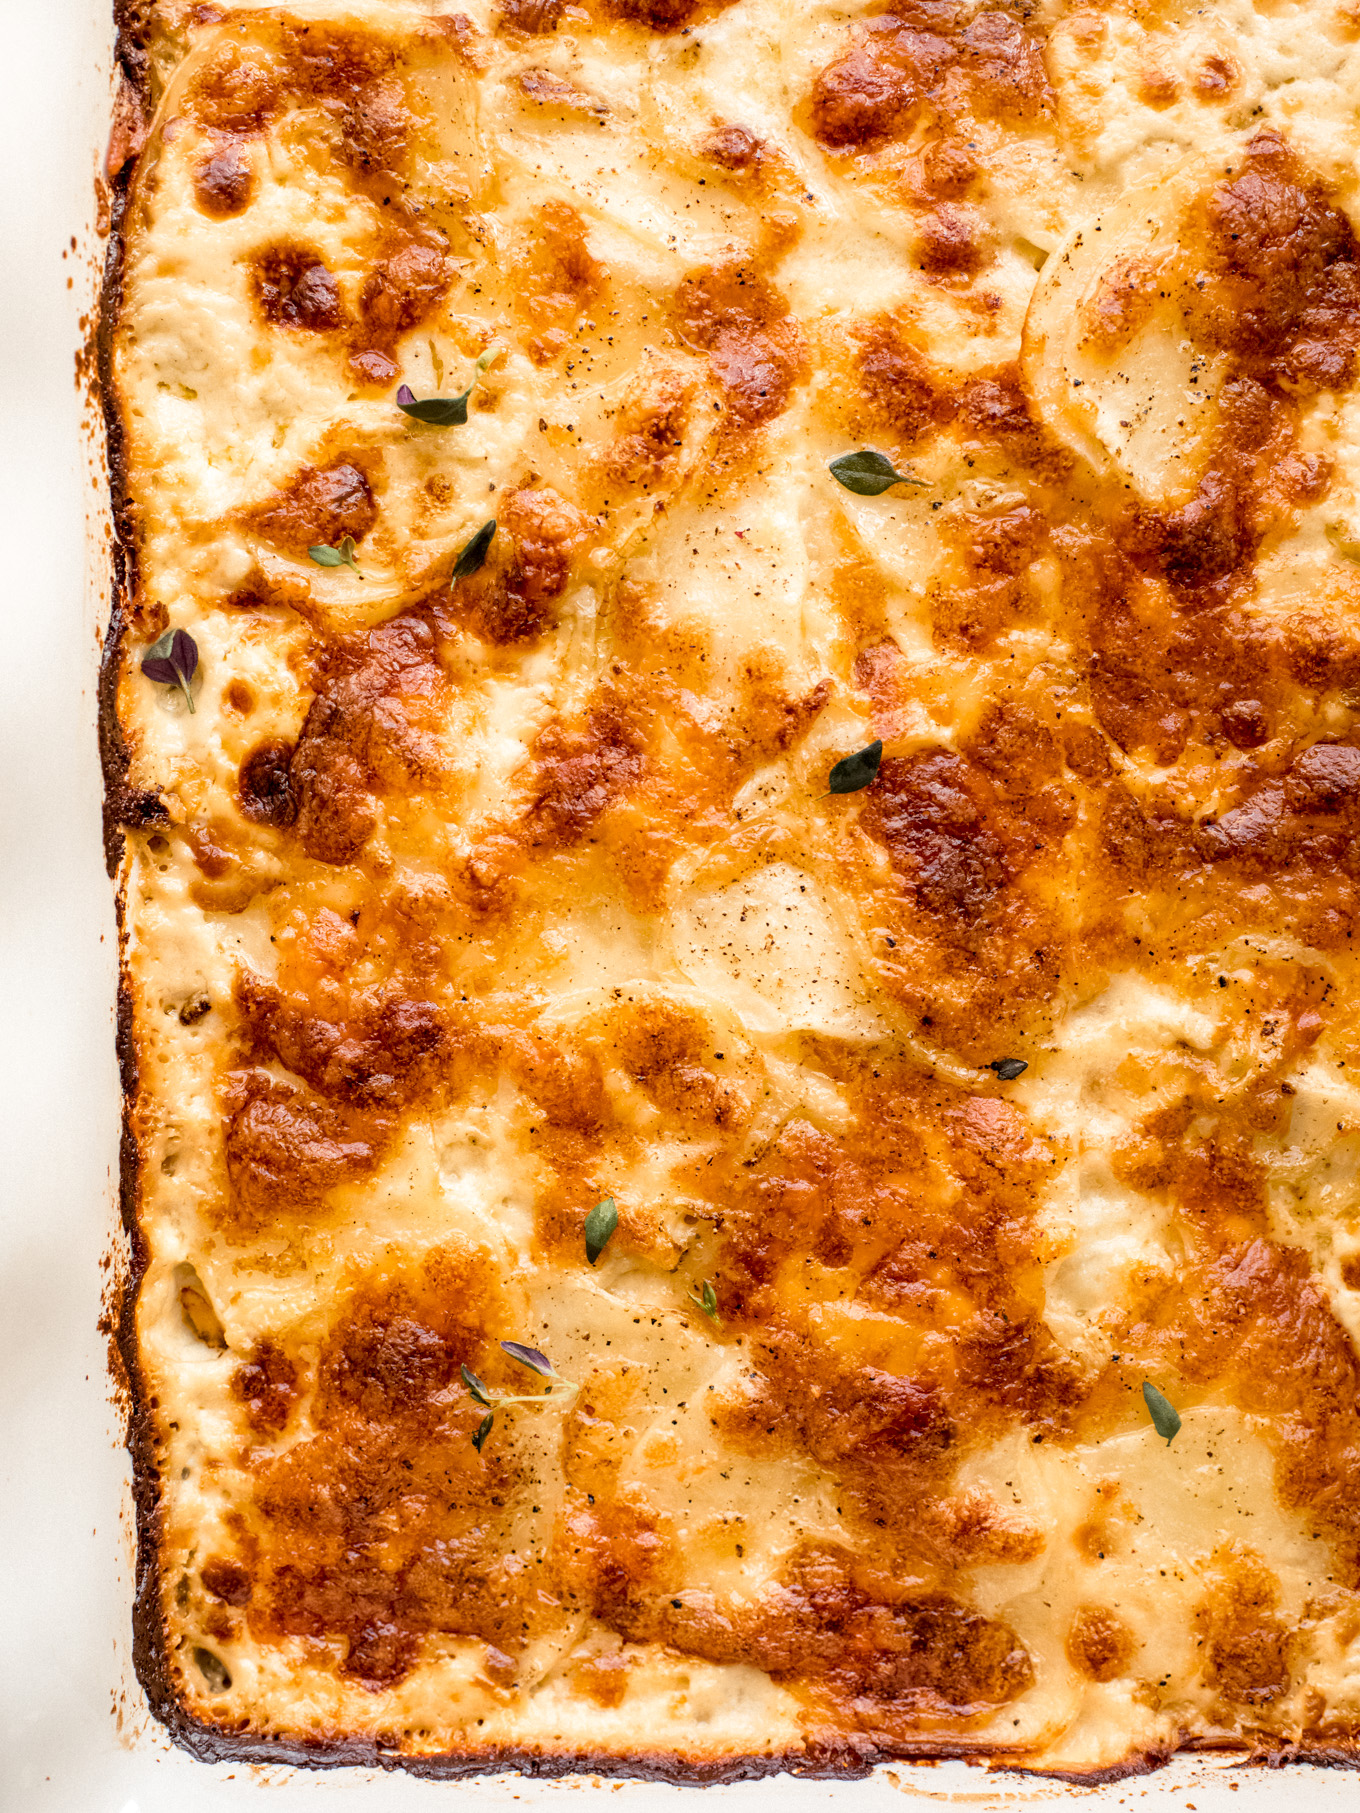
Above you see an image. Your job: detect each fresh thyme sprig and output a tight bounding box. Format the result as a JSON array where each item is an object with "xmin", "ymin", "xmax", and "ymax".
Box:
[
  {"xmin": 397, "ymin": 348, "xmax": 500, "ymax": 427},
  {"xmin": 462, "ymin": 1341, "xmax": 579, "ymax": 1452},
  {"xmin": 687, "ymin": 1279, "xmax": 720, "ymax": 1325}
]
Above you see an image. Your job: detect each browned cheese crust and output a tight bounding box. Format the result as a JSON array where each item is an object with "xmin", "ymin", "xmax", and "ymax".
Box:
[{"xmin": 103, "ymin": 0, "xmax": 1360, "ymax": 1779}]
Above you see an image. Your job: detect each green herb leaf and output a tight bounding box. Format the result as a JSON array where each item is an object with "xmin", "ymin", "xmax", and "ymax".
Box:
[
  {"xmin": 827, "ymin": 740, "xmax": 883, "ymax": 795},
  {"xmin": 308, "ymin": 534, "xmax": 361, "ymax": 575},
  {"xmin": 461, "ymin": 1363, "xmax": 494, "ymax": 1409},
  {"xmin": 986, "ymin": 1058, "xmax": 1028, "ymax": 1081},
  {"xmin": 500, "ymin": 1340, "xmax": 554, "ymax": 1378},
  {"xmin": 829, "ymin": 450, "xmax": 924, "ymax": 497},
  {"xmin": 1142, "ymin": 1381, "xmax": 1181, "ymax": 1445},
  {"xmin": 688, "ymin": 1279, "xmax": 719, "ymax": 1324},
  {"xmin": 396, "ymin": 383, "xmax": 472, "ymax": 426},
  {"xmin": 452, "ymin": 519, "xmax": 497, "ymax": 580},
  {"xmin": 471, "ymin": 1411, "xmax": 495, "ymax": 1452},
  {"xmin": 140, "ymin": 626, "xmax": 200, "ymax": 713},
  {"xmin": 584, "ymin": 1196, "xmax": 618, "ymax": 1265},
  {"xmin": 396, "ymin": 350, "xmax": 499, "ymax": 427}
]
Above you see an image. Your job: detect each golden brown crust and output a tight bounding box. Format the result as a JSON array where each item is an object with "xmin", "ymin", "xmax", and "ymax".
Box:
[{"xmin": 104, "ymin": 0, "xmax": 1360, "ymax": 1784}]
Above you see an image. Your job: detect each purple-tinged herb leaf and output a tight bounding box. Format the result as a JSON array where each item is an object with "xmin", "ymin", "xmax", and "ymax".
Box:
[
  {"xmin": 584, "ymin": 1196, "xmax": 618, "ymax": 1265},
  {"xmin": 397, "ymin": 386, "xmax": 473, "ymax": 426},
  {"xmin": 308, "ymin": 534, "xmax": 361, "ymax": 575},
  {"xmin": 452, "ymin": 519, "xmax": 496, "ymax": 580},
  {"xmin": 141, "ymin": 627, "xmax": 199, "ymax": 713},
  {"xmin": 471, "ymin": 1411, "xmax": 495, "ymax": 1452},
  {"xmin": 461, "ymin": 1363, "xmax": 494, "ymax": 1409},
  {"xmin": 500, "ymin": 1341, "xmax": 554, "ymax": 1378},
  {"xmin": 396, "ymin": 350, "xmax": 499, "ymax": 428}
]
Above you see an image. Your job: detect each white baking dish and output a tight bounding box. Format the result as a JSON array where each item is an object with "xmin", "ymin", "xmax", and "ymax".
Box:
[{"xmin": 0, "ymin": 1, "xmax": 1355, "ymax": 1805}]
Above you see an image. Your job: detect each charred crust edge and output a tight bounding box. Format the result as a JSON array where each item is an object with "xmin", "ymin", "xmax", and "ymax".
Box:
[{"xmin": 99, "ymin": 1, "xmax": 163, "ymax": 877}]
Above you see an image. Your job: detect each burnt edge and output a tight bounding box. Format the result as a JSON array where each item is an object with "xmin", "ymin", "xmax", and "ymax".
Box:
[{"xmin": 92, "ymin": 4, "xmax": 1360, "ymax": 1789}]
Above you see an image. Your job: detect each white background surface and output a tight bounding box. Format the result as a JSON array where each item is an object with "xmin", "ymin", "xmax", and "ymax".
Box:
[{"xmin": 0, "ymin": 1, "xmax": 1355, "ymax": 1807}]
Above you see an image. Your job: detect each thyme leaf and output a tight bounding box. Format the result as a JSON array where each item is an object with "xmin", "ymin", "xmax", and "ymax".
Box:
[
  {"xmin": 827, "ymin": 740, "xmax": 883, "ymax": 795},
  {"xmin": 500, "ymin": 1340, "xmax": 554, "ymax": 1378},
  {"xmin": 986, "ymin": 1058, "xmax": 1028, "ymax": 1081},
  {"xmin": 472, "ymin": 1411, "xmax": 495, "ymax": 1452},
  {"xmin": 308, "ymin": 534, "xmax": 361, "ymax": 576},
  {"xmin": 687, "ymin": 1279, "xmax": 720, "ymax": 1324},
  {"xmin": 830, "ymin": 450, "xmax": 924, "ymax": 496},
  {"xmin": 461, "ymin": 1363, "xmax": 494, "ymax": 1409},
  {"xmin": 452, "ymin": 519, "xmax": 497, "ymax": 579},
  {"xmin": 584, "ymin": 1196, "xmax": 618, "ymax": 1265},
  {"xmin": 1142, "ymin": 1381, "xmax": 1181, "ymax": 1445},
  {"xmin": 140, "ymin": 627, "xmax": 199, "ymax": 713}
]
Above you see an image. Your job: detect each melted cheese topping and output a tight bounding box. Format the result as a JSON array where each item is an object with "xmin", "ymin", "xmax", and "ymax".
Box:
[{"xmin": 110, "ymin": 0, "xmax": 1360, "ymax": 1776}]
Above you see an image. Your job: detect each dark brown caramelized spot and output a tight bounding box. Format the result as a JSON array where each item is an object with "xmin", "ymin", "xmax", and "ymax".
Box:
[
  {"xmin": 231, "ymin": 1337, "xmax": 300, "ymax": 1433},
  {"xmin": 1192, "ymin": 131, "xmax": 1360, "ymax": 396},
  {"xmin": 866, "ymin": 725, "xmax": 1071, "ymax": 1046},
  {"xmin": 1197, "ymin": 1544, "xmax": 1293, "ymax": 1706},
  {"xmin": 237, "ymin": 740, "xmax": 297, "ymax": 827},
  {"xmin": 919, "ymin": 203, "xmax": 985, "ymax": 279},
  {"xmin": 671, "ymin": 262, "xmax": 806, "ymax": 426},
  {"xmin": 236, "ymin": 967, "xmax": 451, "ymax": 1111},
  {"xmin": 1100, "ymin": 737, "xmax": 1360, "ymax": 945},
  {"xmin": 703, "ymin": 124, "xmax": 763, "ymax": 171},
  {"xmin": 958, "ymin": 9, "xmax": 1051, "ymax": 120},
  {"xmin": 599, "ymin": 0, "xmax": 729, "ymax": 33},
  {"xmin": 1084, "ymin": 541, "xmax": 1281, "ymax": 765},
  {"xmin": 250, "ymin": 246, "xmax": 344, "ymax": 332},
  {"xmin": 201, "ymin": 1558, "xmax": 253, "ymax": 1606},
  {"xmin": 245, "ymin": 1248, "xmax": 541, "ymax": 1691},
  {"xmin": 920, "ymin": 135, "xmax": 979, "ymax": 199},
  {"xmin": 518, "ymin": 200, "xmax": 604, "ymax": 364},
  {"xmin": 705, "ymin": 1056, "xmax": 1071, "ymax": 1524},
  {"xmin": 524, "ymin": 705, "xmax": 645, "ymax": 847},
  {"xmin": 186, "ymin": 20, "xmax": 397, "ymax": 136},
  {"xmin": 1195, "ymin": 54, "xmax": 1238, "ymax": 98},
  {"xmin": 809, "ymin": 6, "xmax": 1052, "ymax": 152},
  {"xmin": 1083, "ymin": 256, "xmax": 1161, "ymax": 355},
  {"xmin": 499, "ymin": 0, "xmax": 568, "ymax": 32},
  {"xmin": 865, "ymin": 750, "xmax": 1016, "ymax": 923},
  {"xmin": 288, "ymin": 614, "xmax": 445, "ymax": 864},
  {"xmin": 810, "ymin": 48, "xmax": 914, "ymax": 149},
  {"xmin": 855, "ymin": 318, "xmax": 949, "ymax": 446},
  {"xmin": 194, "ymin": 139, "xmax": 255, "ymax": 216},
  {"xmin": 570, "ymin": 1527, "xmax": 1033, "ymax": 1719},
  {"xmin": 359, "ymin": 237, "xmax": 449, "ymax": 335},
  {"xmin": 245, "ymin": 461, "xmax": 376, "ymax": 557},
  {"xmin": 335, "ymin": 75, "xmax": 414, "ymax": 177},
  {"xmin": 610, "ymin": 997, "xmax": 745, "ymax": 1129},
  {"xmin": 352, "ymin": 225, "xmax": 451, "ymax": 382},
  {"xmin": 499, "ymin": 484, "xmax": 589, "ymax": 608},
  {"xmin": 1067, "ymin": 1604, "xmax": 1133, "ymax": 1682},
  {"xmin": 851, "ymin": 335, "xmax": 1066, "ymax": 483},
  {"xmin": 186, "ymin": 41, "xmax": 284, "ymax": 132},
  {"xmin": 222, "ymin": 1069, "xmax": 388, "ymax": 1222},
  {"xmin": 602, "ymin": 381, "xmax": 690, "ymax": 495}
]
